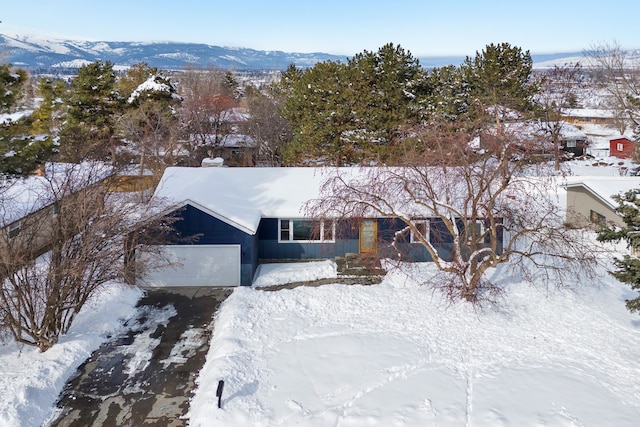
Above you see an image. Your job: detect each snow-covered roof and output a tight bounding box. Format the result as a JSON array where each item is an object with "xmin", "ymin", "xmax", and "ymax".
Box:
[
  {"xmin": 0, "ymin": 162, "xmax": 113, "ymax": 226},
  {"xmin": 564, "ymin": 108, "xmax": 616, "ymax": 119},
  {"xmin": 562, "ymin": 176, "xmax": 640, "ymax": 210},
  {"xmin": 0, "ymin": 110, "xmax": 33, "ymax": 124},
  {"xmin": 153, "ymin": 166, "xmax": 525, "ymax": 235},
  {"xmin": 511, "ymin": 120, "xmax": 588, "ymax": 141},
  {"xmin": 153, "ymin": 167, "xmax": 338, "ymax": 235}
]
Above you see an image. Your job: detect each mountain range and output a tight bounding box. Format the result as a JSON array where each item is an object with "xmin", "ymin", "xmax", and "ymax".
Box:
[{"xmin": 0, "ymin": 31, "xmax": 630, "ymax": 72}]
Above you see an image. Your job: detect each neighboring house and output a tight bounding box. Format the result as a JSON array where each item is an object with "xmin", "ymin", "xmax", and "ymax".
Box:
[
  {"xmin": 563, "ymin": 108, "xmax": 616, "ymax": 126},
  {"xmin": 484, "ymin": 121, "xmax": 589, "ymax": 158},
  {"xmin": 210, "ymin": 134, "xmax": 257, "ymax": 166},
  {"xmin": 0, "ymin": 162, "xmax": 114, "ymax": 263},
  {"xmin": 556, "ymin": 122, "xmax": 590, "ymax": 157},
  {"xmin": 609, "ymin": 137, "xmax": 636, "ymax": 159},
  {"xmin": 562, "ymin": 177, "xmax": 640, "ymax": 228},
  {"xmin": 144, "ymin": 167, "xmax": 503, "ymax": 287},
  {"xmin": 535, "ymin": 121, "xmax": 590, "ymax": 157}
]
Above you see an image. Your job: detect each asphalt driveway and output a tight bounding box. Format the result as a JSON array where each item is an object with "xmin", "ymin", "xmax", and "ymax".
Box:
[{"xmin": 48, "ymin": 287, "xmax": 232, "ymax": 427}]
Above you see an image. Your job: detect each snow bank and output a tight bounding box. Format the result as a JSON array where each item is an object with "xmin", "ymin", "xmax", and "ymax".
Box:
[
  {"xmin": 188, "ymin": 263, "xmax": 640, "ymax": 426},
  {"xmin": 0, "ymin": 283, "xmax": 143, "ymax": 427},
  {"xmin": 252, "ymin": 260, "xmax": 337, "ymax": 287}
]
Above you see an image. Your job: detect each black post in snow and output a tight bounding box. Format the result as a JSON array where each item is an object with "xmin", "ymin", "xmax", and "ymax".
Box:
[{"xmin": 216, "ymin": 380, "xmax": 225, "ymax": 409}]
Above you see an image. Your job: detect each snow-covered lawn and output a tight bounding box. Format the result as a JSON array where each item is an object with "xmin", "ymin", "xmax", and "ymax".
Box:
[
  {"xmin": 188, "ymin": 261, "xmax": 640, "ymax": 427},
  {"xmin": 0, "ymin": 282, "xmax": 142, "ymax": 427},
  {"xmin": 2, "ymin": 160, "xmax": 640, "ymax": 426}
]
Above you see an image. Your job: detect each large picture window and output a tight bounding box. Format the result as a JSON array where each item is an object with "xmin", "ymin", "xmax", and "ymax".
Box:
[{"xmin": 279, "ymin": 219, "xmax": 335, "ymax": 242}]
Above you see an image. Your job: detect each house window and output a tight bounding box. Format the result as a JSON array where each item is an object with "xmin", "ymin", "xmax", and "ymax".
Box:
[
  {"xmin": 566, "ymin": 140, "xmax": 577, "ymax": 148},
  {"xmin": 410, "ymin": 220, "xmax": 429, "ymax": 243},
  {"xmin": 590, "ymin": 210, "xmax": 606, "ymax": 225},
  {"xmin": 8, "ymin": 222, "xmax": 21, "ymax": 239},
  {"xmin": 279, "ymin": 219, "xmax": 335, "ymax": 243},
  {"xmin": 466, "ymin": 220, "xmax": 485, "ymax": 241},
  {"xmin": 617, "ymin": 143, "xmax": 624, "ymax": 151}
]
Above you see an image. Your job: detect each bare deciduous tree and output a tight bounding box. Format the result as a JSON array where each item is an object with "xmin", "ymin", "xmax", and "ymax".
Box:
[
  {"xmin": 0, "ymin": 162, "xmax": 176, "ymax": 351},
  {"xmin": 587, "ymin": 42, "xmax": 640, "ymax": 137},
  {"xmin": 117, "ymin": 99, "xmax": 181, "ymax": 175},
  {"xmin": 242, "ymin": 85, "xmax": 292, "ymax": 166},
  {"xmin": 177, "ymin": 67, "xmax": 239, "ymax": 164},
  {"xmin": 535, "ymin": 62, "xmax": 586, "ymax": 170},
  {"xmin": 306, "ymin": 124, "xmax": 604, "ymax": 304}
]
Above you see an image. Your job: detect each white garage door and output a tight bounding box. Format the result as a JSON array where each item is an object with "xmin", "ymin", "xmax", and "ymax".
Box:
[{"xmin": 142, "ymin": 245, "xmax": 241, "ymax": 287}]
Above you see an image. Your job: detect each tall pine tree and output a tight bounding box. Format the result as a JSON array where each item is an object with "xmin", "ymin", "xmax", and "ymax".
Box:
[
  {"xmin": 58, "ymin": 61, "xmax": 122, "ymax": 162},
  {"xmin": 0, "ymin": 63, "xmax": 54, "ymax": 176},
  {"xmin": 597, "ymin": 188, "xmax": 640, "ymax": 313},
  {"xmin": 461, "ymin": 43, "xmax": 538, "ymax": 122},
  {"xmin": 279, "ymin": 43, "xmax": 425, "ymax": 165}
]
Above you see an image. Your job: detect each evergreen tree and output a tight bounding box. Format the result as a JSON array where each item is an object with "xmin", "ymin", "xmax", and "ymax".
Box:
[
  {"xmin": 279, "ymin": 43, "xmax": 425, "ymax": 165},
  {"xmin": 279, "ymin": 59, "xmax": 355, "ymax": 165},
  {"xmin": 0, "ymin": 64, "xmax": 27, "ymax": 113},
  {"xmin": 461, "ymin": 43, "xmax": 538, "ymax": 122},
  {"xmin": 58, "ymin": 61, "xmax": 122, "ymax": 162},
  {"xmin": 419, "ymin": 64, "xmax": 467, "ymax": 122},
  {"xmin": 117, "ymin": 69, "xmax": 181, "ymax": 173},
  {"xmin": 0, "ymin": 63, "xmax": 54, "ymax": 176},
  {"xmin": 116, "ymin": 62, "xmax": 159, "ymax": 98},
  {"xmin": 31, "ymin": 77, "xmax": 66, "ymax": 135},
  {"xmin": 347, "ymin": 43, "xmax": 425, "ymax": 154},
  {"xmin": 597, "ymin": 188, "xmax": 640, "ymax": 313}
]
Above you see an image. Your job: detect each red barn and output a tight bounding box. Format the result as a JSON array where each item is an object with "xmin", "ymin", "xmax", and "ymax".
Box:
[{"xmin": 610, "ymin": 137, "xmax": 635, "ymax": 159}]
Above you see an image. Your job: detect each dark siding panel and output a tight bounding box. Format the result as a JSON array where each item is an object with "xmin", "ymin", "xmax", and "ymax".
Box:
[
  {"xmin": 377, "ymin": 218, "xmax": 435, "ymax": 262},
  {"xmin": 258, "ymin": 218, "xmax": 358, "ymax": 260},
  {"xmin": 258, "ymin": 218, "xmax": 279, "ymax": 240}
]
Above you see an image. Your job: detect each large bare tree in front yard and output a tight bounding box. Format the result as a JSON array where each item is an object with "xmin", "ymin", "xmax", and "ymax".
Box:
[
  {"xmin": 0, "ymin": 163, "xmax": 175, "ymax": 351},
  {"xmin": 307, "ymin": 124, "xmax": 604, "ymax": 304}
]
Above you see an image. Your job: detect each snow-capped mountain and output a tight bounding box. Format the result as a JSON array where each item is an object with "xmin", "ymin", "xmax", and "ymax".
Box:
[
  {"xmin": 0, "ymin": 32, "xmax": 346, "ymax": 71},
  {"xmin": 2, "ymin": 31, "xmax": 639, "ymax": 72}
]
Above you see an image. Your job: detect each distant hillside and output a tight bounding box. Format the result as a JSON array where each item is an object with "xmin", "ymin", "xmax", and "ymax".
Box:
[
  {"xmin": 0, "ymin": 32, "xmax": 347, "ymax": 71},
  {"xmin": 2, "ymin": 31, "xmax": 638, "ymax": 72}
]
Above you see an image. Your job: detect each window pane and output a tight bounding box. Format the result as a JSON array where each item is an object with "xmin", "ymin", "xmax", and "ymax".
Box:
[
  {"xmin": 293, "ymin": 220, "xmax": 313, "ymax": 240},
  {"xmin": 280, "ymin": 219, "xmax": 290, "ymax": 241},
  {"xmin": 8, "ymin": 223, "xmax": 21, "ymax": 239},
  {"xmin": 322, "ymin": 221, "xmax": 334, "ymax": 241},
  {"xmin": 467, "ymin": 221, "xmax": 483, "ymax": 241},
  {"xmin": 411, "ymin": 220, "xmax": 428, "ymax": 243}
]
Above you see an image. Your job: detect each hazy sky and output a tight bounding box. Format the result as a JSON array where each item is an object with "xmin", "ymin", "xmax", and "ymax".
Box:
[{"xmin": 2, "ymin": 0, "xmax": 638, "ymax": 57}]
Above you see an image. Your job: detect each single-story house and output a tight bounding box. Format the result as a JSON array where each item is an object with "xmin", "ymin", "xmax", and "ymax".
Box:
[
  {"xmin": 609, "ymin": 137, "xmax": 636, "ymax": 159},
  {"xmin": 562, "ymin": 177, "xmax": 640, "ymax": 227},
  {"xmin": 143, "ymin": 167, "xmax": 503, "ymax": 287},
  {"xmin": 536, "ymin": 121, "xmax": 590, "ymax": 157},
  {"xmin": 484, "ymin": 121, "xmax": 590, "ymax": 159},
  {"xmin": 0, "ymin": 162, "xmax": 114, "ymax": 263},
  {"xmin": 562, "ymin": 108, "xmax": 616, "ymax": 126}
]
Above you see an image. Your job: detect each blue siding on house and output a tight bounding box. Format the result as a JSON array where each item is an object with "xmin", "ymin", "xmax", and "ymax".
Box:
[
  {"xmin": 164, "ymin": 207, "xmax": 504, "ymax": 286},
  {"xmin": 172, "ymin": 204, "xmax": 258, "ymax": 285},
  {"xmin": 376, "ymin": 217, "xmax": 503, "ymax": 262},
  {"xmin": 257, "ymin": 218, "xmax": 358, "ymax": 260},
  {"xmin": 376, "ymin": 218, "xmax": 435, "ymax": 262}
]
